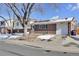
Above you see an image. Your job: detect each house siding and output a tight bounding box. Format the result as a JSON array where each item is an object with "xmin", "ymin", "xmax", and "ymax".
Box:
[
  {"xmin": 48, "ymin": 24, "xmax": 56, "ymax": 34},
  {"xmin": 76, "ymin": 27, "xmax": 79, "ymax": 34}
]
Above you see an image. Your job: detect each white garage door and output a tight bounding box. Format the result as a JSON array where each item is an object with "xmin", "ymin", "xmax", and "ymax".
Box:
[{"xmin": 56, "ymin": 22, "xmax": 68, "ymax": 35}]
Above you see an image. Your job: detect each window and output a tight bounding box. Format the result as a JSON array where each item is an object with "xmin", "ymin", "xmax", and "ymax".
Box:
[
  {"xmin": 16, "ymin": 22, "xmax": 19, "ymax": 26},
  {"xmin": 34, "ymin": 24, "xmax": 48, "ymax": 30},
  {"xmin": 33, "ymin": 25, "xmax": 39, "ymax": 30},
  {"xmin": 39, "ymin": 24, "xmax": 48, "ymax": 30}
]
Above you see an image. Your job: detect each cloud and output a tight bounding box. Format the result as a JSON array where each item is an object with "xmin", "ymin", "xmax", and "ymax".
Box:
[
  {"xmin": 71, "ymin": 4, "xmax": 79, "ymax": 11},
  {"xmin": 66, "ymin": 4, "xmax": 79, "ymax": 11},
  {"xmin": 50, "ymin": 16, "xmax": 59, "ymax": 19},
  {"xmin": 66, "ymin": 4, "xmax": 73, "ymax": 10}
]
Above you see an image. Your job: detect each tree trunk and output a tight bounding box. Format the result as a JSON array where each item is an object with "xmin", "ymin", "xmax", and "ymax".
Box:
[{"xmin": 24, "ymin": 25, "xmax": 29, "ymax": 40}]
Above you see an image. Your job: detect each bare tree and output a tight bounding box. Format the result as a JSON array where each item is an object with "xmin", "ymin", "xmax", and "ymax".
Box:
[
  {"xmin": 4, "ymin": 3, "xmax": 35, "ymax": 39},
  {"xmin": 0, "ymin": 3, "xmax": 41, "ymax": 37},
  {"xmin": 0, "ymin": 4, "xmax": 17, "ymax": 34},
  {"xmin": 3, "ymin": 3, "xmax": 59, "ymax": 40}
]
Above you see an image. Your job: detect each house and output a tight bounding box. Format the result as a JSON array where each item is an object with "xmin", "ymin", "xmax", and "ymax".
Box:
[
  {"xmin": 32, "ymin": 17, "xmax": 77, "ymax": 35},
  {"xmin": 2, "ymin": 18, "xmax": 35, "ymax": 34},
  {"xmin": 1, "ymin": 19, "xmax": 23, "ymax": 34},
  {"xmin": 0, "ymin": 20, "xmax": 7, "ymax": 34},
  {"xmin": 13, "ymin": 20, "xmax": 24, "ymax": 33},
  {"xmin": 5, "ymin": 19, "xmax": 14, "ymax": 33},
  {"xmin": 11, "ymin": 19, "xmax": 35, "ymax": 33}
]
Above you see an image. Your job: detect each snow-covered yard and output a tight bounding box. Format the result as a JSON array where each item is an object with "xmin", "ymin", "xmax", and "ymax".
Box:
[
  {"xmin": 71, "ymin": 35, "xmax": 79, "ymax": 41},
  {"xmin": 62, "ymin": 35, "xmax": 79, "ymax": 46},
  {"xmin": 0, "ymin": 34, "xmax": 23, "ymax": 41},
  {"xmin": 37, "ymin": 34, "xmax": 55, "ymax": 41}
]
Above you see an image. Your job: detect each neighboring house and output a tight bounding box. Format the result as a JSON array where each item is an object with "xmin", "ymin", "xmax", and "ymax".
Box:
[
  {"xmin": 12, "ymin": 19, "xmax": 35, "ymax": 33},
  {"xmin": 6, "ymin": 20, "xmax": 14, "ymax": 29},
  {"xmin": 13, "ymin": 20, "xmax": 24, "ymax": 33},
  {"xmin": 0, "ymin": 20, "xmax": 7, "ymax": 34},
  {"xmin": 4, "ymin": 18, "xmax": 35, "ymax": 33},
  {"xmin": 33, "ymin": 17, "xmax": 77, "ymax": 35}
]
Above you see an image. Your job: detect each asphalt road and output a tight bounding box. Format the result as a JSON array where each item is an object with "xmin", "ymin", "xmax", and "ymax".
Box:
[{"xmin": 0, "ymin": 41, "xmax": 79, "ymax": 56}]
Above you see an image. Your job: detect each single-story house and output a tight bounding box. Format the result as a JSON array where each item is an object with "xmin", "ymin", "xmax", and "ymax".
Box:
[{"xmin": 32, "ymin": 17, "xmax": 77, "ymax": 35}]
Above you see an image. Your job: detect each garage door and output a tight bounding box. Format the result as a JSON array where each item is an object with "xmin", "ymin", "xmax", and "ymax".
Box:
[{"xmin": 56, "ymin": 22, "xmax": 68, "ymax": 35}]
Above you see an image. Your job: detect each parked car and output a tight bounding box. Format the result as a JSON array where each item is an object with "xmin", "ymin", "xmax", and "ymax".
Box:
[{"xmin": 71, "ymin": 30, "xmax": 76, "ymax": 35}]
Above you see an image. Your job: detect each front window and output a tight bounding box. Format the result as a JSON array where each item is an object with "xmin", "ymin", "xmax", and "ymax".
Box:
[
  {"xmin": 16, "ymin": 22, "xmax": 19, "ymax": 26},
  {"xmin": 34, "ymin": 24, "xmax": 48, "ymax": 31},
  {"xmin": 39, "ymin": 24, "xmax": 48, "ymax": 30}
]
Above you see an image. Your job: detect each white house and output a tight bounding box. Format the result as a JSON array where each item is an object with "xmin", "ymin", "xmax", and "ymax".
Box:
[{"xmin": 33, "ymin": 17, "xmax": 77, "ymax": 35}]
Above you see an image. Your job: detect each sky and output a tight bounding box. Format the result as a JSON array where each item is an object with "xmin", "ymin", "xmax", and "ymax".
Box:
[
  {"xmin": 30, "ymin": 3, "xmax": 79, "ymax": 22},
  {"xmin": 0, "ymin": 3, "xmax": 79, "ymax": 22}
]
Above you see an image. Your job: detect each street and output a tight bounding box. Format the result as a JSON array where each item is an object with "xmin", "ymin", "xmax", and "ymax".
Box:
[{"xmin": 0, "ymin": 41, "xmax": 79, "ymax": 56}]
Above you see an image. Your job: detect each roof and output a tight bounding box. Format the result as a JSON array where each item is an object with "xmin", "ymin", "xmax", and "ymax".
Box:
[
  {"xmin": 33, "ymin": 17, "xmax": 75, "ymax": 25},
  {"xmin": 0, "ymin": 19, "xmax": 6, "ymax": 21}
]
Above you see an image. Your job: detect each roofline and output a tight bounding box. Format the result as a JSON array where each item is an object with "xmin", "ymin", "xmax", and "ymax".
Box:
[
  {"xmin": 33, "ymin": 21, "xmax": 71, "ymax": 25},
  {"xmin": 33, "ymin": 17, "xmax": 76, "ymax": 25}
]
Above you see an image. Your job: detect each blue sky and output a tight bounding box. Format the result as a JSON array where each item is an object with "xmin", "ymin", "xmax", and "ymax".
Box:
[
  {"xmin": 0, "ymin": 3, "xmax": 79, "ymax": 22},
  {"xmin": 30, "ymin": 3, "xmax": 79, "ymax": 22}
]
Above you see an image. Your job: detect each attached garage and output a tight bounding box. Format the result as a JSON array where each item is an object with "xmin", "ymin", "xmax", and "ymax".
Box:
[
  {"xmin": 56, "ymin": 22, "xmax": 68, "ymax": 35},
  {"xmin": 33, "ymin": 22, "xmax": 68, "ymax": 35}
]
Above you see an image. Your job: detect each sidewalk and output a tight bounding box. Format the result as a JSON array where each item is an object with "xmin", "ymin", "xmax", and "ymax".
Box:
[{"xmin": 5, "ymin": 38, "xmax": 79, "ymax": 54}]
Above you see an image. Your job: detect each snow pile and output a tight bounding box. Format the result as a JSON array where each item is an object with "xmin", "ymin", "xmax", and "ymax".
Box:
[
  {"xmin": 14, "ymin": 33, "xmax": 23, "ymax": 36},
  {"xmin": 0, "ymin": 34, "xmax": 22, "ymax": 40},
  {"xmin": 37, "ymin": 34, "xmax": 55, "ymax": 40},
  {"xmin": 62, "ymin": 36, "xmax": 79, "ymax": 46},
  {"xmin": 71, "ymin": 35, "xmax": 79, "ymax": 38},
  {"xmin": 8, "ymin": 35, "xmax": 21, "ymax": 39},
  {"xmin": 0, "ymin": 34, "xmax": 9, "ymax": 40},
  {"xmin": 0, "ymin": 34, "xmax": 9, "ymax": 38}
]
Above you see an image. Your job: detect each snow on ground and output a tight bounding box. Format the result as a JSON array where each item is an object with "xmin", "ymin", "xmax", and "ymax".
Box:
[
  {"xmin": 37, "ymin": 34, "xmax": 55, "ymax": 40},
  {"xmin": 72, "ymin": 35, "xmax": 79, "ymax": 38},
  {"xmin": 0, "ymin": 34, "xmax": 9, "ymax": 40},
  {"xmin": 0, "ymin": 34, "xmax": 22, "ymax": 41},
  {"xmin": 8, "ymin": 35, "xmax": 21, "ymax": 39}
]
